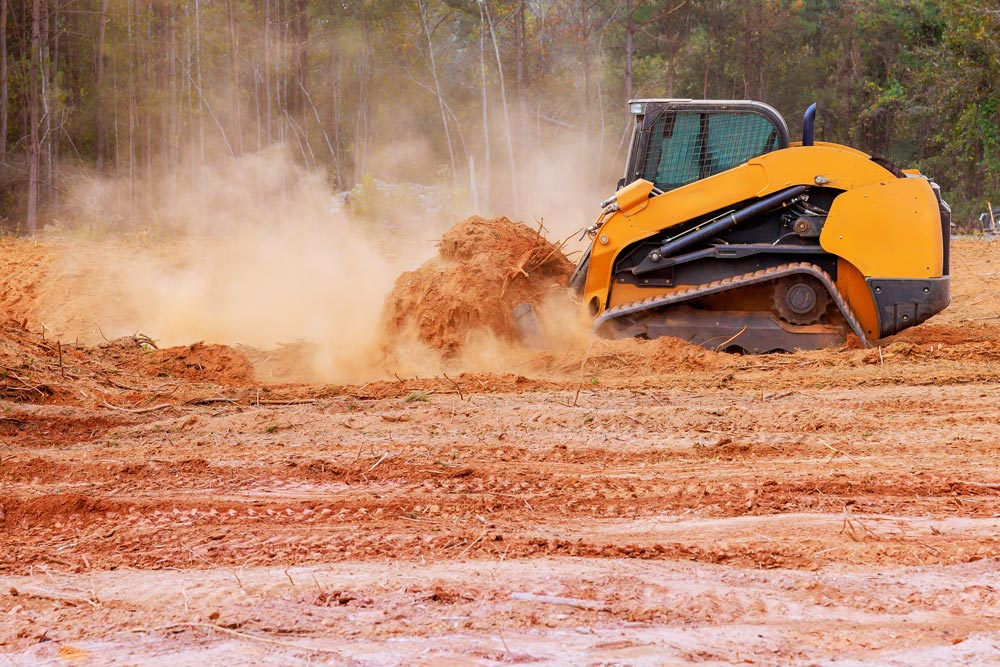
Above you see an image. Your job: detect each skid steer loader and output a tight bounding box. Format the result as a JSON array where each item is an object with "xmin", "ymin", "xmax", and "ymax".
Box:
[{"xmin": 568, "ymin": 100, "xmax": 951, "ymax": 352}]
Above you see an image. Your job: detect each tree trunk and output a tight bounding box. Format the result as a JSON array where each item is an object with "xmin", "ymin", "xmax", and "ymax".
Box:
[
  {"xmin": 40, "ymin": 0, "xmax": 50, "ymax": 202},
  {"xmin": 581, "ymin": 1, "xmax": 591, "ymax": 133},
  {"xmin": 28, "ymin": 0, "xmax": 42, "ymax": 234},
  {"xmin": 49, "ymin": 0, "xmax": 59, "ymax": 209},
  {"xmin": 264, "ymin": 0, "xmax": 272, "ymax": 145},
  {"xmin": 484, "ymin": 0, "xmax": 519, "ymax": 212},
  {"xmin": 168, "ymin": 4, "xmax": 177, "ymax": 204},
  {"xmin": 479, "ymin": 3, "xmax": 490, "ymax": 212},
  {"xmin": 417, "ymin": 0, "xmax": 457, "ymax": 186},
  {"xmin": 194, "ymin": 0, "xmax": 206, "ymax": 211},
  {"xmin": 112, "ymin": 0, "xmax": 120, "ymax": 177},
  {"xmin": 329, "ymin": 52, "xmax": 343, "ymax": 189},
  {"xmin": 127, "ymin": 0, "xmax": 136, "ymax": 215},
  {"xmin": 290, "ymin": 0, "xmax": 307, "ymax": 117},
  {"xmin": 183, "ymin": 0, "xmax": 194, "ymax": 195},
  {"xmin": 144, "ymin": 0, "xmax": 153, "ymax": 215},
  {"xmin": 228, "ymin": 0, "xmax": 242, "ymax": 154},
  {"xmin": 353, "ymin": 7, "xmax": 368, "ymax": 184},
  {"xmin": 666, "ymin": 54, "xmax": 677, "ymax": 97},
  {"xmin": 275, "ymin": 0, "xmax": 285, "ymax": 145},
  {"xmin": 276, "ymin": 0, "xmax": 284, "ymax": 119},
  {"xmin": 1, "ymin": 0, "xmax": 9, "ymax": 183},
  {"xmin": 515, "ymin": 0, "xmax": 527, "ymax": 164},
  {"xmin": 702, "ymin": 23, "xmax": 711, "ymax": 98},
  {"xmin": 95, "ymin": 0, "xmax": 109, "ymax": 173},
  {"xmin": 625, "ymin": 0, "xmax": 634, "ymax": 100}
]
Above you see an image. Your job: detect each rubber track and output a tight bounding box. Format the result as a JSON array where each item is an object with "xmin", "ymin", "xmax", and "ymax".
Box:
[{"xmin": 593, "ymin": 262, "xmax": 869, "ymax": 347}]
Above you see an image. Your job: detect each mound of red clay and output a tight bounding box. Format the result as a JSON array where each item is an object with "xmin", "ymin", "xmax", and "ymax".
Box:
[
  {"xmin": 0, "ymin": 319, "xmax": 60, "ymax": 402},
  {"xmin": 1, "ymin": 320, "xmax": 259, "ymax": 405},
  {"xmin": 530, "ymin": 336, "xmax": 719, "ymax": 377},
  {"xmin": 16, "ymin": 492, "xmax": 119, "ymax": 519},
  {"xmin": 94, "ymin": 338, "xmax": 256, "ymax": 385},
  {"xmin": 380, "ymin": 216, "xmax": 574, "ymax": 356},
  {"xmin": 142, "ymin": 342, "xmax": 257, "ymax": 385}
]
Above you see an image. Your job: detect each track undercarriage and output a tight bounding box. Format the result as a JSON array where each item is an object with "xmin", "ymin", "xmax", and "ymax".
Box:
[{"xmin": 594, "ymin": 263, "xmax": 866, "ymax": 353}]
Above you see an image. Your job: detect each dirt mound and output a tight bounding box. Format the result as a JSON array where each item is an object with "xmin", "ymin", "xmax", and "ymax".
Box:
[
  {"xmin": 0, "ymin": 319, "xmax": 259, "ymax": 407},
  {"xmin": 530, "ymin": 336, "xmax": 721, "ymax": 378},
  {"xmin": 0, "ymin": 319, "xmax": 61, "ymax": 402},
  {"xmin": 379, "ymin": 216, "xmax": 574, "ymax": 357},
  {"xmin": 890, "ymin": 323, "xmax": 998, "ymax": 346},
  {"xmin": 92, "ymin": 337, "xmax": 255, "ymax": 385},
  {"xmin": 0, "ymin": 237, "xmax": 48, "ymax": 324},
  {"xmin": 141, "ymin": 342, "xmax": 256, "ymax": 385},
  {"xmin": 16, "ymin": 492, "xmax": 118, "ymax": 519}
]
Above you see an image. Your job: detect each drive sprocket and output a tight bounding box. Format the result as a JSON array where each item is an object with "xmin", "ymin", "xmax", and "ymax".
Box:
[{"xmin": 773, "ymin": 276, "xmax": 831, "ymax": 325}]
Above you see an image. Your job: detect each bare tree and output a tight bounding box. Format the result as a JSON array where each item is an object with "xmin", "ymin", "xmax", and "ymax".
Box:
[
  {"xmin": 50, "ymin": 0, "xmax": 60, "ymax": 209},
  {"xmin": 625, "ymin": 0, "xmax": 635, "ymax": 100},
  {"xmin": 144, "ymin": 0, "xmax": 153, "ymax": 214},
  {"xmin": 127, "ymin": 0, "xmax": 136, "ymax": 214},
  {"xmin": 328, "ymin": 49, "xmax": 343, "ymax": 189},
  {"xmin": 168, "ymin": 3, "xmax": 178, "ymax": 202},
  {"xmin": 417, "ymin": 0, "xmax": 458, "ymax": 186},
  {"xmin": 194, "ymin": 0, "xmax": 206, "ymax": 209},
  {"xmin": 40, "ymin": 0, "xmax": 50, "ymax": 202},
  {"xmin": 352, "ymin": 6, "xmax": 370, "ymax": 184},
  {"xmin": 264, "ymin": 0, "xmax": 273, "ymax": 145},
  {"xmin": 1, "ymin": 0, "xmax": 8, "ymax": 180},
  {"xmin": 514, "ymin": 0, "xmax": 527, "ymax": 162},
  {"xmin": 228, "ymin": 0, "xmax": 243, "ymax": 154},
  {"xmin": 478, "ymin": 1, "xmax": 490, "ymax": 211},
  {"xmin": 290, "ymin": 0, "xmax": 308, "ymax": 117},
  {"xmin": 483, "ymin": 0, "xmax": 518, "ymax": 212},
  {"xmin": 28, "ymin": 0, "xmax": 43, "ymax": 234},
  {"xmin": 95, "ymin": 0, "xmax": 109, "ymax": 173}
]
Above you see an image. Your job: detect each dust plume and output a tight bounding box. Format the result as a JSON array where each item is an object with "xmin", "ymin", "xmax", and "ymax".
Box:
[
  {"xmin": 43, "ymin": 145, "xmax": 448, "ymax": 383},
  {"xmin": 36, "ymin": 121, "xmax": 615, "ymax": 383}
]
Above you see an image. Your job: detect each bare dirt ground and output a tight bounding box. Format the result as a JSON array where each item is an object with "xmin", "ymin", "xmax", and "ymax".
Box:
[{"xmin": 1, "ymin": 237, "xmax": 999, "ymax": 666}]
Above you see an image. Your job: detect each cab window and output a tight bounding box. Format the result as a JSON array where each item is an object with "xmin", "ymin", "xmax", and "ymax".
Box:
[{"xmin": 638, "ymin": 110, "xmax": 783, "ymax": 191}]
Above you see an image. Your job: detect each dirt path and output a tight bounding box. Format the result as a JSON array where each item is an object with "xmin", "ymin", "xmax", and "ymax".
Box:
[{"xmin": 1, "ymin": 239, "xmax": 999, "ymax": 665}]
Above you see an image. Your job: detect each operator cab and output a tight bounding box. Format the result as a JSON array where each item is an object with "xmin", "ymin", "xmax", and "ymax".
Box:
[{"xmin": 622, "ymin": 100, "xmax": 790, "ymax": 192}]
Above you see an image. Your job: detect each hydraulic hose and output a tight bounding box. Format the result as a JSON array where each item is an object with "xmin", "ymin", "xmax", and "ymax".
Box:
[{"xmin": 632, "ymin": 185, "xmax": 807, "ymax": 275}]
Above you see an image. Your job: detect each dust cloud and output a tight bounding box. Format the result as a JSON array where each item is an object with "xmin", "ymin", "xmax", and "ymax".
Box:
[
  {"xmin": 38, "ymin": 131, "xmax": 610, "ymax": 383},
  {"xmin": 44, "ymin": 146, "xmax": 443, "ymax": 383}
]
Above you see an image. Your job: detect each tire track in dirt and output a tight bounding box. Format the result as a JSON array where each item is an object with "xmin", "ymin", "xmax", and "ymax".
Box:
[{"xmin": 2, "ymin": 238, "xmax": 1000, "ymax": 663}]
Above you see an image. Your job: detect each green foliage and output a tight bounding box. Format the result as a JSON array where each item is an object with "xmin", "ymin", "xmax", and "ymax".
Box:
[
  {"xmin": 347, "ymin": 174, "xmax": 384, "ymax": 221},
  {"xmin": 1, "ymin": 0, "xmax": 998, "ymax": 230}
]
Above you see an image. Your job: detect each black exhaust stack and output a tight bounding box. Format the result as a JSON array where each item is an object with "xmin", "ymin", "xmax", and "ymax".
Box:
[{"xmin": 803, "ymin": 103, "xmax": 817, "ymax": 146}]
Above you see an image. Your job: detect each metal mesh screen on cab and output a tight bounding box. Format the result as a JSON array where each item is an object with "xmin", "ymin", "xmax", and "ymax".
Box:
[{"xmin": 638, "ymin": 111, "xmax": 781, "ymax": 192}]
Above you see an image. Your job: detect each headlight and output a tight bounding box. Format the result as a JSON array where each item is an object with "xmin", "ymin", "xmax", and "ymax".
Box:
[{"xmin": 629, "ymin": 102, "xmax": 644, "ymax": 115}]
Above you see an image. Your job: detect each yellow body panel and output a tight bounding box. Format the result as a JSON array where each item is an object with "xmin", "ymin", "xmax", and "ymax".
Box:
[
  {"xmin": 616, "ymin": 179, "xmax": 655, "ymax": 216},
  {"xmin": 583, "ymin": 144, "xmax": 905, "ymax": 316},
  {"xmin": 789, "ymin": 140, "xmax": 870, "ymax": 157},
  {"xmin": 835, "ymin": 260, "xmax": 880, "ymax": 337},
  {"xmin": 820, "ymin": 178, "xmax": 943, "ymax": 278}
]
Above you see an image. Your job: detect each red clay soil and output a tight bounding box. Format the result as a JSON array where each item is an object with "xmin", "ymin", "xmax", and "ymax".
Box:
[
  {"xmin": 1, "ymin": 237, "xmax": 1000, "ymax": 665},
  {"xmin": 138, "ymin": 342, "xmax": 256, "ymax": 385},
  {"xmin": 379, "ymin": 216, "xmax": 574, "ymax": 356},
  {"xmin": 0, "ymin": 321, "xmax": 258, "ymax": 406}
]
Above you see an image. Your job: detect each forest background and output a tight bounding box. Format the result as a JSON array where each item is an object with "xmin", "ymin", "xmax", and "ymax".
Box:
[{"xmin": 0, "ymin": 0, "xmax": 998, "ymax": 236}]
